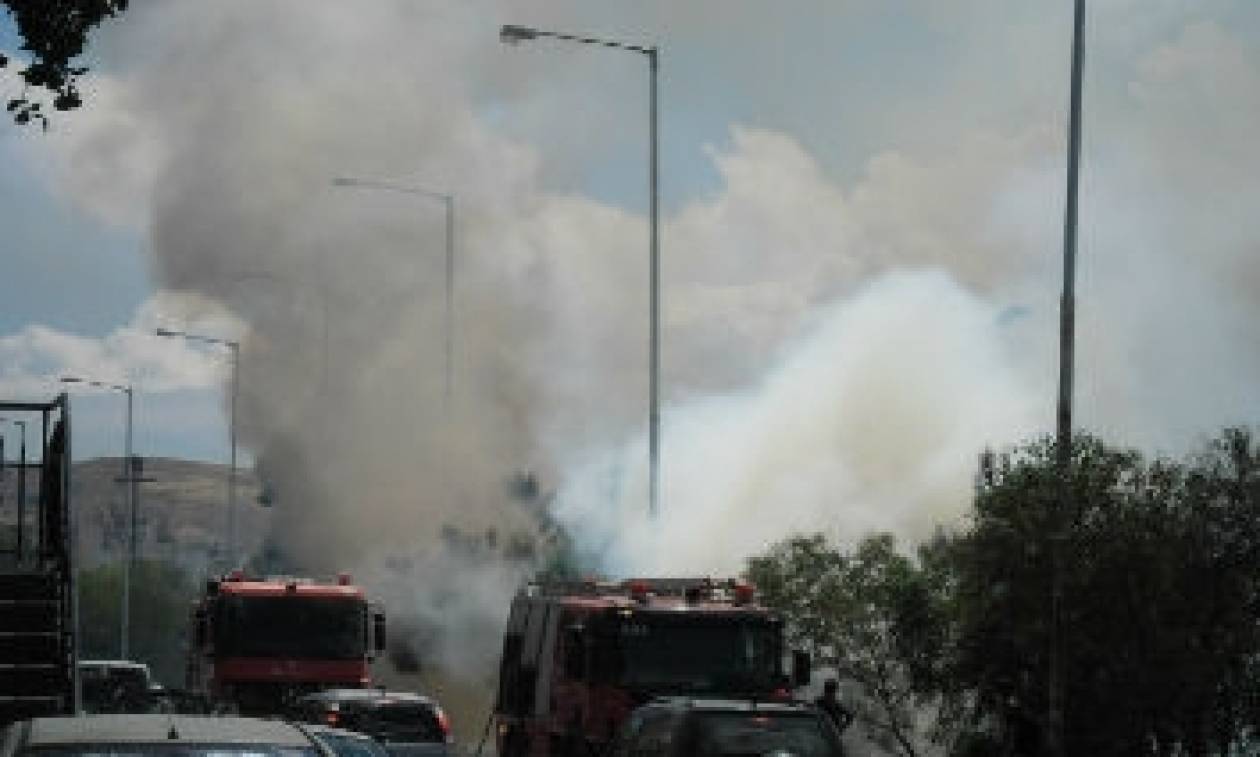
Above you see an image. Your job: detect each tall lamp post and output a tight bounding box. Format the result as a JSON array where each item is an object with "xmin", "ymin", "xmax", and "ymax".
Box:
[
  {"xmin": 11, "ymin": 419, "xmax": 27, "ymax": 562},
  {"xmin": 500, "ymin": 23, "xmax": 662, "ymax": 519},
  {"xmin": 0, "ymin": 418, "xmax": 6, "ymax": 529},
  {"xmin": 1050, "ymin": 2, "xmax": 1087, "ymax": 755},
  {"xmin": 332, "ymin": 176, "xmax": 456, "ymax": 407},
  {"xmin": 59, "ymin": 377, "xmax": 134, "ymax": 658},
  {"xmin": 155, "ymin": 328, "xmax": 241, "ymax": 568}
]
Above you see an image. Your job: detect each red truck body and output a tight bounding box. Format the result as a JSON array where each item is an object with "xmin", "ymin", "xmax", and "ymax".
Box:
[
  {"xmin": 494, "ymin": 578, "xmax": 805, "ymax": 757},
  {"xmin": 186, "ymin": 571, "xmax": 384, "ymax": 715}
]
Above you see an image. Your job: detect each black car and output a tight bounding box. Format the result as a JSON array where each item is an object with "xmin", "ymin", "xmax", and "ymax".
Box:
[
  {"xmin": 292, "ymin": 689, "xmax": 451, "ymax": 757},
  {"xmin": 608, "ymin": 697, "xmax": 845, "ymax": 757}
]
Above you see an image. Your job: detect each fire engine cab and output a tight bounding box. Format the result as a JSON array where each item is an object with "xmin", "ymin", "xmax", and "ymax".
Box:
[
  {"xmin": 494, "ymin": 578, "xmax": 809, "ymax": 757},
  {"xmin": 186, "ymin": 570, "xmax": 386, "ymax": 715}
]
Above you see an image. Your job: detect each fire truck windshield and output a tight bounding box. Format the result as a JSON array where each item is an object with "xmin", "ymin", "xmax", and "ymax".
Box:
[
  {"xmin": 609, "ymin": 615, "xmax": 781, "ymax": 692},
  {"xmin": 215, "ymin": 595, "xmax": 367, "ymax": 659}
]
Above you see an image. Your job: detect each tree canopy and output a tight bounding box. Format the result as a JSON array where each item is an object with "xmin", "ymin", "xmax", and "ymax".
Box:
[
  {"xmin": 2, "ymin": 0, "xmax": 128, "ymax": 129},
  {"xmin": 79, "ymin": 558, "xmax": 194, "ymax": 688},
  {"xmin": 748, "ymin": 532, "xmax": 943, "ymax": 756},
  {"xmin": 748, "ymin": 428, "xmax": 1260, "ymax": 756}
]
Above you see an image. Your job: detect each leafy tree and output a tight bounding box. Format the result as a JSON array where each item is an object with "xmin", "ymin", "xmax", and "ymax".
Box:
[
  {"xmin": 749, "ymin": 429, "xmax": 1260, "ymax": 756},
  {"xmin": 937, "ymin": 431, "xmax": 1260, "ymax": 755},
  {"xmin": 747, "ymin": 532, "xmax": 948, "ymax": 757},
  {"xmin": 79, "ymin": 559, "xmax": 195, "ymax": 687},
  {"xmin": 1, "ymin": 0, "xmax": 128, "ymax": 129}
]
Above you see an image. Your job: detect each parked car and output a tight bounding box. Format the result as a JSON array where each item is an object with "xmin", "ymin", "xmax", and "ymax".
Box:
[
  {"xmin": 293, "ymin": 689, "xmax": 452, "ymax": 756},
  {"xmin": 607, "ymin": 697, "xmax": 846, "ymax": 757},
  {"xmin": 0, "ymin": 714, "xmax": 333, "ymax": 756},
  {"xmin": 304, "ymin": 724, "xmax": 391, "ymax": 757}
]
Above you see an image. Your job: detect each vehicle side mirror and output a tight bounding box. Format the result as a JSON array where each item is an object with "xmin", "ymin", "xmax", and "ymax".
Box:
[
  {"xmin": 372, "ymin": 610, "xmax": 387, "ymax": 653},
  {"xmin": 791, "ymin": 650, "xmax": 811, "ymax": 688}
]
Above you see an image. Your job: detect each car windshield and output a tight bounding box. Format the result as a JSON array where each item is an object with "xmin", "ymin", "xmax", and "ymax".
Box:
[
  {"xmin": 613, "ymin": 619, "xmax": 781, "ymax": 692},
  {"xmin": 215, "ymin": 596, "xmax": 366, "ymax": 659},
  {"xmin": 311, "ymin": 732, "xmax": 388, "ymax": 757},
  {"xmin": 18, "ymin": 746, "xmax": 320, "ymax": 757},
  {"xmin": 684, "ymin": 712, "xmax": 841, "ymax": 757},
  {"xmin": 339, "ymin": 703, "xmax": 444, "ymax": 744},
  {"xmin": 79, "ymin": 668, "xmax": 153, "ymax": 713}
]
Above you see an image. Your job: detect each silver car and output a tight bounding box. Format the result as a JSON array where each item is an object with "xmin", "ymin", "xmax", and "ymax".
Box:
[
  {"xmin": 0, "ymin": 714, "xmax": 333, "ymax": 756},
  {"xmin": 303, "ymin": 725, "xmax": 390, "ymax": 757}
]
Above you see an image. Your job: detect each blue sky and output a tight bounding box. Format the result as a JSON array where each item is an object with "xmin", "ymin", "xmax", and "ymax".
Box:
[{"xmin": 3, "ymin": 1, "xmax": 1260, "ymax": 475}]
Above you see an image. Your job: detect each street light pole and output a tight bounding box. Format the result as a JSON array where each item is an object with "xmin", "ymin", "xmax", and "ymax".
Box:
[
  {"xmin": 647, "ymin": 46, "xmax": 660, "ymax": 521},
  {"xmin": 444, "ymin": 193, "xmax": 454, "ymax": 407},
  {"xmin": 228, "ymin": 340, "xmax": 239, "ymax": 569},
  {"xmin": 154, "ymin": 329, "xmax": 241, "ymax": 568},
  {"xmin": 0, "ymin": 422, "xmax": 6, "ymax": 527},
  {"xmin": 500, "ymin": 24, "xmax": 662, "ymax": 519},
  {"xmin": 331, "ymin": 176, "xmax": 456, "ymax": 406},
  {"xmin": 12, "ymin": 420, "xmax": 26, "ymax": 563},
  {"xmin": 123, "ymin": 386, "xmax": 133, "ymax": 660},
  {"xmin": 60, "ymin": 377, "xmax": 134, "ymax": 658},
  {"xmin": 1050, "ymin": 2, "xmax": 1086, "ymax": 755}
]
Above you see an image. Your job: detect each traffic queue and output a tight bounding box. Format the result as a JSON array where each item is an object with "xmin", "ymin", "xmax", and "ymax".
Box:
[{"xmin": 2, "ymin": 574, "xmax": 853, "ymax": 757}]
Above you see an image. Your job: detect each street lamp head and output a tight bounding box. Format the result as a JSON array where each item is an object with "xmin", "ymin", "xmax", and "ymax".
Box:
[
  {"xmin": 59, "ymin": 376, "xmax": 83, "ymax": 385},
  {"xmin": 154, "ymin": 328, "xmax": 179, "ymax": 338},
  {"xmin": 500, "ymin": 24, "xmax": 539, "ymax": 44}
]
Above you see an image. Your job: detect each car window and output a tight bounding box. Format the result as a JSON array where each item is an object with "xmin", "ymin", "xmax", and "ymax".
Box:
[
  {"xmin": 350, "ymin": 703, "xmax": 443, "ymax": 743},
  {"xmin": 310, "ymin": 733, "xmax": 387, "ymax": 757},
  {"xmin": 684, "ymin": 712, "xmax": 841, "ymax": 757}
]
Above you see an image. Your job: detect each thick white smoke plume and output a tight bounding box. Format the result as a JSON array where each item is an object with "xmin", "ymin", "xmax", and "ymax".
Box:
[
  {"xmin": 16, "ymin": 2, "xmax": 1260, "ymax": 697},
  {"xmin": 553, "ymin": 270, "xmax": 1042, "ymax": 575}
]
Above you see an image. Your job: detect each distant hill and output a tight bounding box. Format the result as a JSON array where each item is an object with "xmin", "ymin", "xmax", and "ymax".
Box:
[{"xmin": 1, "ymin": 457, "xmax": 270, "ymax": 577}]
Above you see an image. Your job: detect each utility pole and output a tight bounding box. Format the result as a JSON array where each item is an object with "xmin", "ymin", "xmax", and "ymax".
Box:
[{"xmin": 1050, "ymin": 1, "xmax": 1086, "ymax": 755}]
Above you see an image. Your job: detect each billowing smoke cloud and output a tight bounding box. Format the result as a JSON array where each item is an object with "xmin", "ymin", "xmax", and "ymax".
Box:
[
  {"xmin": 13, "ymin": 1, "xmax": 1260, "ymax": 704},
  {"xmin": 553, "ymin": 270, "xmax": 1042, "ymax": 575}
]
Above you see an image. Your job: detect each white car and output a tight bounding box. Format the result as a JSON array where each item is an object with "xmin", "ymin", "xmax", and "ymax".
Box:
[{"xmin": 1, "ymin": 714, "xmax": 333, "ymax": 757}]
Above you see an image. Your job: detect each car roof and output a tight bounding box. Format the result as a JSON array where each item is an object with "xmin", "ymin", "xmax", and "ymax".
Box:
[
  {"xmin": 78, "ymin": 660, "xmax": 150, "ymax": 670},
  {"xmin": 648, "ymin": 697, "xmax": 817, "ymax": 714},
  {"xmin": 304, "ymin": 724, "xmax": 378, "ymax": 741},
  {"xmin": 300, "ymin": 690, "xmax": 436, "ymax": 706},
  {"xmin": 22, "ymin": 715, "xmax": 314, "ymax": 746}
]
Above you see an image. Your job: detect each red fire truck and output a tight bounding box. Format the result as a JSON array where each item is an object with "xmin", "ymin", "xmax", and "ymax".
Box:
[
  {"xmin": 186, "ymin": 570, "xmax": 386, "ymax": 715},
  {"xmin": 493, "ymin": 578, "xmax": 810, "ymax": 757}
]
